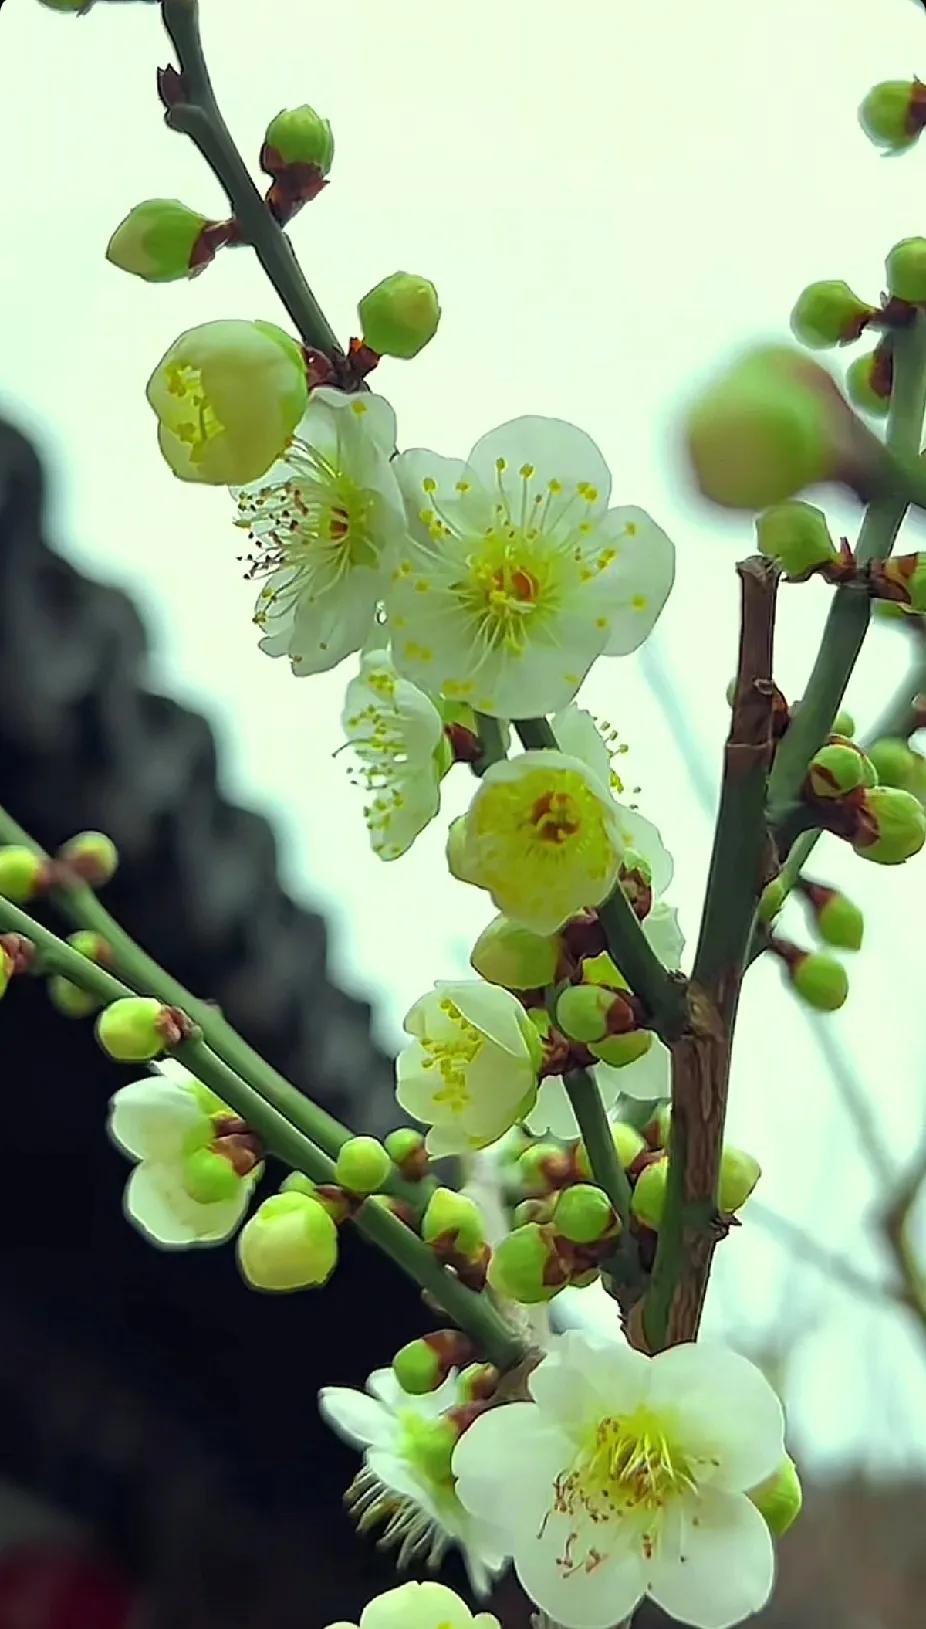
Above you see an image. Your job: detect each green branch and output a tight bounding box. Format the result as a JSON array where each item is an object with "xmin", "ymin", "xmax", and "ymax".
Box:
[
  {"xmin": 472, "ymin": 712, "xmax": 508, "ymax": 775},
  {"xmin": 514, "ymin": 717, "xmax": 559, "ymax": 751},
  {"xmin": 159, "ymin": 0, "xmax": 342, "ymax": 358},
  {"xmin": 598, "ymin": 884, "xmax": 689, "ymax": 1042},
  {"xmin": 563, "ymin": 1068, "xmax": 632, "ymax": 1228},
  {"xmin": 0, "ymin": 893, "xmax": 525, "ymax": 1371}
]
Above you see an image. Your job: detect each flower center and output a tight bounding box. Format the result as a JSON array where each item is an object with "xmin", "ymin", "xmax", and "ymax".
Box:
[
  {"xmin": 458, "ymin": 532, "xmax": 553, "ymax": 652},
  {"xmin": 418, "ymin": 998, "xmax": 483, "ymax": 1111},
  {"xmin": 529, "ymin": 790, "xmax": 582, "ymax": 843},
  {"xmin": 165, "ymin": 363, "xmax": 225, "ymax": 462}
]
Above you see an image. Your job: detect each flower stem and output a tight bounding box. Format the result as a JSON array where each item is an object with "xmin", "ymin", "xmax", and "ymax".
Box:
[
  {"xmin": 563, "ymin": 1068, "xmax": 632, "ymax": 1229},
  {"xmin": 597, "ymin": 885, "xmax": 688, "ymax": 1042},
  {"xmin": 0, "ymin": 893, "xmax": 526, "ymax": 1370},
  {"xmin": 159, "ymin": 0, "xmax": 342, "ymax": 358},
  {"xmin": 472, "ymin": 712, "xmax": 508, "ymax": 774},
  {"xmin": 514, "ymin": 718, "xmax": 559, "ymax": 751}
]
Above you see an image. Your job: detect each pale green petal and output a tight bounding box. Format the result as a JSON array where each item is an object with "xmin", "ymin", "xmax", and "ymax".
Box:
[
  {"xmin": 596, "ymin": 506, "xmax": 675, "ymax": 656},
  {"xmin": 466, "ymin": 416, "xmax": 612, "ymax": 524},
  {"xmin": 109, "ymin": 1077, "xmax": 209, "ymax": 1163},
  {"xmin": 124, "ymin": 1161, "xmax": 251, "ymax": 1248}
]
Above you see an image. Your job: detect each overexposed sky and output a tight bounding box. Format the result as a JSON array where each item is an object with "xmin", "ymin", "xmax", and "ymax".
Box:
[{"xmin": 3, "ymin": 0, "xmax": 926, "ymax": 1469}]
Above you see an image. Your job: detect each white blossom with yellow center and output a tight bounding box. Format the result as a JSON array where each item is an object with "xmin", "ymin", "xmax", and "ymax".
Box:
[
  {"xmin": 454, "ymin": 1332, "xmax": 785, "ymax": 1629},
  {"xmin": 396, "ymin": 980, "xmax": 543, "ymax": 1156},
  {"xmin": 341, "ymin": 650, "xmax": 450, "ymax": 859},
  {"xmin": 385, "ymin": 417, "xmax": 674, "ymax": 718},
  {"xmin": 234, "ymin": 387, "xmax": 407, "ymax": 675},
  {"xmin": 324, "ymin": 1580, "xmax": 501, "ymax": 1629},
  {"xmin": 450, "ymin": 750, "xmax": 626, "ymax": 936},
  {"xmin": 319, "ymin": 1367, "xmax": 507, "ymax": 1597}
]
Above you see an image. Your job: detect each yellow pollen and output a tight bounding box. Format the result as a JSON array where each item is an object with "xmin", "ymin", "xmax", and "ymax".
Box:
[{"xmin": 529, "ymin": 790, "xmax": 582, "ymax": 843}]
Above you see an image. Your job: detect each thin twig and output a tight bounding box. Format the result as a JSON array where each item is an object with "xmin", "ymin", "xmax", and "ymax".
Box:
[
  {"xmin": 881, "ymin": 1136, "xmax": 926, "ymax": 1329},
  {"xmin": 749, "ymin": 1200, "xmax": 904, "ymax": 1305}
]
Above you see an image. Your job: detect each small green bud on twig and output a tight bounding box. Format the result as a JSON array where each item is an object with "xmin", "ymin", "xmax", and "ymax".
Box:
[
  {"xmin": 790, "ymin": 280, "xmax": 874, "ymax": 349},
  {"xmin": 358, "ymin": 271, "xmax": 441, "ymax": 360},
  {"xmin": 860, "ymin": 79, "xmax": 926, "ymax": 153},
  {"xmin": 333, "ymin": 1135, "xmax": 392, "ymax": 1196},
  {"xmin": 749, "ymin": 1454, "xmax": 803, "ymax": 1536},
  {"xmin": 238, "ymin": 1192, "xmax": 338, "ymax": 1291}
]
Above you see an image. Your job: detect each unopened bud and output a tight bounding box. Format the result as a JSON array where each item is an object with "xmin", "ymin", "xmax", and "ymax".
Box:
[
  {"xmin": 181, "ymin": 1146, "xmax": 242, "ymax": 1204},
  {"xmin": 422, "ymin": 1187, "xmax": 486, "ymax": 1259},
  {"xmin": 750, "ymin": 1454, "xmax": 803, "ymax": 1537},
  {"xmin": 806, "ymin": 738, "xmax": 875, "ymax": 799},
  {"xmin": 631, "ymin": 1157, "xmax": 668, "ymax": 1230},
  {"xmin": 58, "ymin": 830, "xmax": 119, "ymax": 887},
  {"xmin": 553, "ymin": 1183, "xmax": 619, "ymax": 1245},
  {"xmin": 867, "ymin": 736, "xmax": 918, "ymax": 790},
  {"xmin": 518, "ymin": 1142, "xmax": 572, "ymax": 1196},
  {"xmin": 488, "ymin": 1222, "xmax": 570, "ymax": 1303},
  {"xmin": 263, "ymin": 105, "xmax": 334, "ymax": 176},
  {"xmin": 869, "ymin": 551, "xmax": 926, "ymax": 613},
  {"xmin": 238, "ymin": 1192, "xmax": 337, "ymax": 1291},
  {"xmin": 580, "ymin": 950, "xmax": 629, "ymax": 990},
  {"xmin": 47, "ymin": 975, "xmax": 101, "ymax": 1019},
  {"xmin": 107, "ymin": 200, "xmax": 213, "ymax": 284},
  {"xmin": 887, "ymin": 237, "xmax": 926, "ymax": 305},
  {"xmin": 445, "ymin": 816, "xmax": 473, "ymax": 882},
  {"xmin": 513, "ymin": 1196, "xmax": 555, "ymax": 1226},
  {"xmin": 718, "ymin": 1147, "xmax": 761, "ymax": 1213},
  {"xmin": 333, "ymin": 1135, "xmax": 391, "ymax": 1196},
  {"xmin": 470, "ymin": 915, "xmax": 560, "ymax": 990},
  {"xmin": 846, "ymin": 350, "xmax": 891, "ymax": 418},
  {"xmin": 556, "ymin": 983, "xmax": 616, "ymax": 1043},
  {"xmin": 458, "ymin": 1362, "xmax": 500, "ymax": 1403},
  {"xmin": 805, "ymin": 885, "xmax": 864, "ymax": 951},
  {"xmin": 758, "ymin": 877, "xmax": 786, "ymax": 925},
  {"xmin": 860, "ymin": 79, "xmax": 926, "ymax": 153},
  {"xmin": 833, "ymin": 708, "xmax": 855, "ymax": 738},
  {"xmin": 96, "ymin": 996, "xmax": 167, "ymax": 1061},
  {"xmin": 0, "ymin": 845, "xmax": 44, "ymax": 903},
  {"xmin": 575, "ymin": 1120, "xmax": 645, "ymax": 1179},
  {"xmin": 393, "ymin": 1330, "xmax": 474, "ymax": 1395},
  {"xmin": 588, "ymin": 1030, "xmax": 653, "ymax": 1069},
  {"xmin": 790, "ymin": 951, "xmax": 849, "ymax": 1012},
  {"xmin": 383, "ymin": 1126, "xmax": 429, "ymax": 1180},
  {"xmin": 358, "ymin": 272, "xmax": 441, "ymax": 360},
  {"xmin": 852, "ymin": 784, "xmax": 926, "ymax": 864},
  {"xmin": 790, "ymin": 280, "xmax": 873, "ymax": 349},
  {"xmin": 642, "ymin": 1103, "xmax": 672, "ymax": 1150},
  {"xmin": 755, "ymin": 501, "xmax": 838, "ymax": 580}
]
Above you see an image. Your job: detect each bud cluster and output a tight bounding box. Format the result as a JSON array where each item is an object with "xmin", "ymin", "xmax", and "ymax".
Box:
[{"xmin": 801, "ymin": 736, "xmax": 926, "ymax": 866}]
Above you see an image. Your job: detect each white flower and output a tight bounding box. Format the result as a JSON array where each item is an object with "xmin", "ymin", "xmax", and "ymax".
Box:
[
  {"xmin": 324, "ymin": 1579, "xmax": 501, "ymax": 1629},
  {"xmin": 318, "ymin": 1367, "xmax": 507, "ymax": 1598},
  {"xmin": 107, "ymin": 1060, "xmax": 259, "ymax": 1248},
  {"xmin": 234, "ymin": 387, "xmax": 407, "ymax": 675},
  {"xmin": 387, "ymin": 417, "xmax": 674, "ymax": 718},
  {"xmin": 396, "ymin": 980, "xmax": 542, "ymax": 1156},
  {"xmin": 342, "ymin": 650, "xmax": 449, "ymax": 859},
  {"xmin": 454, "ymin": 1331, "xmax": 784, "ymax": 1629}
]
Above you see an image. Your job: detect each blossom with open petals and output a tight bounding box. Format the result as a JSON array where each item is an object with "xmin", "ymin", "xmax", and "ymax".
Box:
[
  {"xmin": 319, "ymin": 1368, "xmax": 507, "ymax": 1597},
  {"xmin": 342, "ymin": 650, "xmax": 450, "ymax": 858},
  {"xmin": 387, "ymin": 417, "xmax": 674, "ymax": 717},
  {"xmin": 454, "ymin": 1331, "xmax": 784, "ymax": 1629},
  {"xmin": 107, "ymin": 1061, "xmax": 260, "ymax": 1248},
  {"xmin": 324, "ymin": 1580, "xmax": 501, "ymax": 1629},
  {"xmin": 235, "ymin": 388, "xmax": 406, "ymax": 675},
  {"xmin": 396, "ymin": 980, "xmax": 542, "ymax": 1156}
]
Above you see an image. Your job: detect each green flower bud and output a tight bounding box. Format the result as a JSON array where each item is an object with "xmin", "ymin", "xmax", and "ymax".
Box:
[
  {"xmin": 833, "ymin": 708, "xmax": 855, "ymax": 738},
  {"xmin": 806, "ymin": 739, "xmax": 874, "ymax": 799},
  {"xmin": 790, "ymin": 281, "xmax": 873, "ymax": 349},
  {"xmin": 887, "ymin": 237, "xmax": 926, "ymax": 304},
  {"xmin": 757, "ymin": 877, "xmax": 786, "ymax": 925},
  {"xmin": 458, "ymin": 1362, "xmax": 500, "ymax": 1403},
  {"xmin": 580, "ymin": 951, "xmax": 629, "ymax": 990},
  {"xmin": 791, "ymin": 952, "xmax": 849, "ymax": 1012},
  {"xmin": 755, "ymin": 500, "xmax": 838, "ymax": 580},
  {"xmin": 643, "ymin": 1103, "xmax": 672, "ymax": 1150},
  {"xmin": 574, "ymin": 1120, "xmax": 645, "ymax": 1180},
  {"xmin": 383, "ymin": 1126, "xmax": 429, "ymax": 1179},
  {"xmin": 846, "ymin": 351, "xmax": 890, "ymax": 418},
  {"xmin": 488, "ymin": 1223, "xmax": 569, "ymax": 1303},
  {"xmin": 718, "ymin": 1146, "xmax": 761, "ymax": 1213},
  {"xmin": 0, "ymin": 949, "xmax": 11, "ymax": 1002},
  {"xmin": 860, "ymin": 80, "xmax": 926, "ymax": 152},
  {"xmin": 237, "ymin": 1192, "xmax": 337, "ymax": 1291},
  {"xmin": 59, "ymin": 830, "xmax": 119, "ymax": 887},
  {"xmin": 630, "ymin": 1157, "xmax": 668, "ymax": 1230},
  {"xmin": 333, "ymin": 1135, "xmax": 391, "ymax": 1195},
  {"xmin": 107, "ymin": 200, "xmax": 211, "ymax": 285},
  {"xmin": 36, "ymin": 0, "xmax": 86, "ymax": 11},
  {"xmin": 280, "ymin": 1171, "xmax": 317, "ymax": 1198},
  {"xmin": 263, "ymin": 106, "xmax": 334, "ymax": 175},
  {"xmin": 512, "ymin": 1196, "xmax": 555, "ymax": 1227},
  {"xmin": 393, "ymin": 1338, "xmax": 447, "ymax": 1395},
  {"xmin": 816, "ymin": 891, "xmax": 865, "ymax": 951},
  {"xmin": 553, "ymin": 1183, "xmax": 619, "ymax": 1245},
  {"xmin": 422, "ymin": 1187, "xmax": 486, "ymax": 1258},
  {"xmin": 686, "ymin": 346, "xmax": 863, "ymax": 510},
  {"xmin": 518, "ymin": 1142, "xmax": 571, "ymax": 1196},
  {"xmin": 470, "ymin": 915, "xmax": 560, "ymax": 990},
  {"xmin": 867, "ymin": 736, "xmax": 917, "ymax": 790},
  {"xmin": 358, "ymin": 272, "xmax": 440, "ymax": 360},
  {"xmin": 445, "ymin": 815, "xmax": 472, "ymax": 883},
  {"xmin": 749, "ymin": 1454, "xmax": 803, "ymax": 1537},
  {"xmin": 556, "ymin": 983, "xmax": 615, "ymax": 1043},
  {"xmin": 47, "ymin": 975, "xmax": 102, "ymax": 1020},
  {"xmin": 181, "ymin": 1146, "xmax": 242, "ymax": 1204},
  {"xmin": 96, "ymin": 996, "xmax": 166, "ymax": 1061},
  {"xmin": 588, "ymin": 1030, "xmax": 653, "ymax": 1069},
  {"xmin": 853, "ymin": 785, "xmax": 926, "ymax": 864},
  {"xmin": 0, "ymin": 845, "xmax": 44, "ymax": 903}
]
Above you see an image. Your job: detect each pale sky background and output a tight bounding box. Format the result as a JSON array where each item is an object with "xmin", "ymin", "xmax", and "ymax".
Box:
[{"xmin": 2, "ymin": 0, "xmax": 926, "ymax": 1474}]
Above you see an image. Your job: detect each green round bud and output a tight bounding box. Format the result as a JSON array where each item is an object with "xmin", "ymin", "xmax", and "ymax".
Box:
[
  {"xmin": 393, "ymin": 1338, "xmax": 442, "ymax": 1395},
  {"xmin": 517, "ymin": 1142, "xmax": 569, "ymax": 1196},
  {"xmin": 790, "ymin": 281, "xmax": 872, "ymax": 349},
  {"xmin": 553, "ymin": 1183, "xmax": 618, "ymax": 1245},
  {"xmin": 846, "ymin": 352, "xmax": 890, "ymax": 418},
  {"xmin": 358, "ymin": 271, "xmax": 441, "ymax": 360},
  {"xmin": 867, "ymin": 736, "xmax": 917, "ymax": 790},
  {"xmin": 749, "ymin": 1454, "xmax": 803, "ymax": 1537},
  {"xmin": 445, "ymin": 816, "xmax": 473, "ymax": 883},
  {"xmin": 59, "ymin": 830, "xmax": 119, "ymax": 887},
  {"xmin": 860, "ymin": 81, "xmax": 924, "ymax": 152},
  {"xmin": 488, "ymin": 1223, "xmax": 567, "ymax": 1303},
  {"xmin": 458, "ymin": 1362, "xmax": 500, "ymax": 1403},
  {"xmin": 574, "ymin": 1120, "xmax": 645, "ymax": 1182},
  {"xmin": 264, "ymin": 106, "xmax": 334, "ymax": 175},
  {"xmin": 181, "ymin": 1147, "xmax": 241, "ymax": 1204},
  {"xmin": 512, "ymin": 1197, "xmax": 554, "ymax": 1227},
  {"xmin": 47, "ymin": 975, "xmax": 101, "ymax": 1019},
  {"xmin": 853, "ymin": 785, "xmax": 926, "ymax": 864},
  {"xmin": 806, "ymin": 740, "xmax": 872, "ymax": 799},
  {"xmin": 758, "ymin": 877, "xmax": 786, "ymax": 925},
  {"xmin": 630, "ymin": 1158, "xmax": 668, "ymax": 1231},
  {"xmin": 36, "ymin": 0, "xmax": 86, "ymax": 11},
  {"xmin": 422, "ymin": 1187, "xmax": 486, "ymax": 1257},
  {"xmin": 580, "ymin": 951, "xmax": 629, "ymax": 991},
  {"xmin": 68, "ymin": 929, "xmax": 110, "ymax": 964},
  {"xmin": 280, "ymin": 1171, "xmax": 317, "ymax": 1198},
  {"xmin": 556, "ymin": 983, "xmax": 615, "ymax": 1043},
  {"xmin": 0, "ymin": 845, "xmax": 43, "ymax": 903},
  {"xmin": 588, "ymin": 1030, "xmax": 653, "ymax": 1069},
  {"xmin": 887, "ymin": 237, "xmax": 926, "ymax": 305},
  {"xmin": 470, "ymin": 915, "xmax": 560, "ymax": 990},
  {"xmin": 96, "ymin": 997, "xmax": 166, "ymax": 1061},
  {"xmin": 383, "ymin": 1127, "xmax": 428, "ymax": 1178},
  {"xmin": 107, "ymin": 200, "xmax": 210, "ymax": 285},
  {"xmin": 791, "ymin": 953, "xmax": 849, "ymax": 1012},
  {"xmin": 718, "ymin": 1146, "xmax": 761, "ymax": 1213},
  {"xmin": 643, "ymin": 1103, "xmax": 672, "ymax": 1150},
  {"xmin": 833, "ymin": 709, "xmax": 856, "ymax": 738},
  {"xmin": 816, "ymin": 892, "xmax": 864, "ymax": 951},
  {"xmin": 907, "ymin": 555, "xmax": 926, "ymax": 613},
  {"xmin": 237, "ymin": 1192, "xmax": 337, "ymax": 1291},
  {"xmin": 333, "ymin": 1135, "xmax": 391, "ymax": 1195},
  {"xmin": 755, "ymin": 500, "xmax": 837, "ymax": 580}
]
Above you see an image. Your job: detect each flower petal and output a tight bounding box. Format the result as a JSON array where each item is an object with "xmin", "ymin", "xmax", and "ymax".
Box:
[
  {"xmin": 318, "ymin": 1386, "xmax": 395, "ymax": 1450},
  {"xmin": 453, "ymin": 1404, "xmax": 572, "ymax": 1547},
  {"xmin": 524, "ymin": 1075, "xmax": 580, "ymax": 1139},
  {"xmin": 597, "ymin": 1037, "xmax": 671, "ymax": 1102},
  {"xmin": 466, "ymin": 417, "xmax": 612, "ymax": 523},
  {"xmin": 109, "ymin": 1076, "xmax": 207, "ymax": 1163},
  {"xmin": 644, "ymin": 902, "xmax": 685, "ymax": 970},
  {"xmin": 529, "ymin": 1331, "xmax": 652, "ymax": 1427},
  {"xmin": 596, "ymin": 506, "xmax": 675, "ymax": 656},
  {"xmin": 515, "ymin": 1529, "xmax": 647, "ymax": 1629},
  {"xmin": 647, "ymin": 1489, "xmax": 775, "ymax": 1629},
  {"xmin": 612, "ymin": 806, "xmax": 674, "ymax": 898},
  {"xmin": 124, "ymin": 1162, "xmax": 249, "ymax": 1248},
  {"xmin": 360, "ymin": 1580, "xmax": 476, "ymax": 1629},
  {"xmin": 648, "ymin": 1344, "xmax": 785, "ymax": 1493},
  {"xmin": 550, "ymin": 706, "xmax": 613, "ymax": 791}
]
